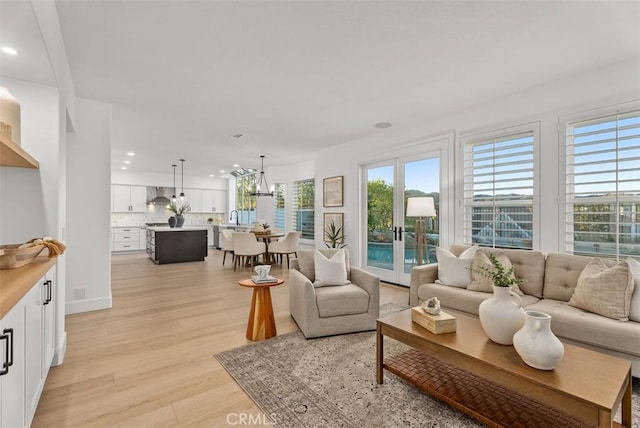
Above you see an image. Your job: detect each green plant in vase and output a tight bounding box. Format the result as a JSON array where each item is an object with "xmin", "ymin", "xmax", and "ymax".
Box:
[
  {"xmin": 472, "ymin": 252, "xmax": 524, "ymax": 288},
  {"xmin": 325, "ymin": 220, "xmax": 346, "ymax": 248}
]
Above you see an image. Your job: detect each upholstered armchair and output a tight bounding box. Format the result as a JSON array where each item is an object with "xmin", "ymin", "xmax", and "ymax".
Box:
[
  {"xmin": 232, "ymin": 232, "xmax": 266, "ymax": 271},
  {"xmin": 220, "ymin": 229, "xmax": 234, "ymax": 265},
  {"xmin": 268, "ymin": 231, "xmax": 301, "ymax": 267},
  {"xmin": 289, "ymin": 249, "xmax": 380, "ymax": 338}
]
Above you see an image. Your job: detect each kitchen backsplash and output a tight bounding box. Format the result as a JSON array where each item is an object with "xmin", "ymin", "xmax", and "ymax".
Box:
[{"xmin": 111, "ymin": 211, "xmax": 226, "ymax": 227}]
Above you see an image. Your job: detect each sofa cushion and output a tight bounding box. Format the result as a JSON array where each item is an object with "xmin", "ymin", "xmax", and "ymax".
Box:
[
  {"xmin": 628, "ymin": 258, "xmax": 640, "ymax": 322},
  {"xmin": 313, "ymin": 249, "xmax": 350, "ymax": 288},
  {"xmin": 467, "ymin": 251, "xmax": 523, "ymax": 295},
  {"xmin": 417, "ymin": 282, "xmax": 539, "ymax": 316},
  {"xmin": 435, "ymin": 245, "xmax": 478, "ymax": 288},
  {"xmin": 543, "ymin": 253, "xmax": 615, "ymax": 302},
  {"xmin": 315, "ymin": 283, "xmax": 369, "ymax": 318},
  {"xmin": 569, "ymin": 259, "xmax": 633, "ymax": 321},
  {"xmin": 450, "ymin": 245, "xmax": 545, "ymax": 298},
  {"xmin": 297, "ymin": 249, "xmax": 351, "ymax": 283},
  {"xmin": 526, "ymin": 299, "xmax": 640, "ymax": 357}
]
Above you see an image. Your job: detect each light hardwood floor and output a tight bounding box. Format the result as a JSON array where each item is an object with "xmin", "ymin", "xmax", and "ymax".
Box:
[{"xmin": 33, "ymin": 249, "xmax": 409, "ymax": 427}]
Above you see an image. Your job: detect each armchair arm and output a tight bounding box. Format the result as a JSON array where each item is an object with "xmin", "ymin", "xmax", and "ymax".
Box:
[
  {"xmin": 350, "ymin": 266, "xmax": 380, "ymax": 313},
  {"xmin": 288, "ymin": 268, "xmax": 318, "ymax": 324},
  {"xmin": 409, "ymin": 263, "xmax": 438, "ymax": 306}
]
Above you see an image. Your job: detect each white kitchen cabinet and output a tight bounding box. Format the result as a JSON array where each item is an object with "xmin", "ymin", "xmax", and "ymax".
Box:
[
  {"xmin": 0, "ymin": 262, "xmax": 57, "ymax": 428},
  {"xmin": 112, "ymin": 185, "xmax": 147, "ymax": 212},
  {"xmin": 201, "ymin": 189, "xmax": 227, "ymax": 213},
  {"xmin": 112, "ymin": 227, "xmax": 144, "ymax": 251},
  {"xmin": 183, "ymin": 188, "xmax": 202, "ymax": 212},
  {"xmin": 1, "ymin": 295, "xmax": 26, "ymax": 428},
  {"xmin": 24, "ymin": 279, "xmax": 43, "ymax": 425},
  {"xmin": 207, "ymin": 226, "xmax": 214, "ymax": 247}
]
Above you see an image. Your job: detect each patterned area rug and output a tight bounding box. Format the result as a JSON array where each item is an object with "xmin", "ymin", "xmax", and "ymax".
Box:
[{"xmin": 215, "ymin": 303, "xmax": 639, "ymax": 428}]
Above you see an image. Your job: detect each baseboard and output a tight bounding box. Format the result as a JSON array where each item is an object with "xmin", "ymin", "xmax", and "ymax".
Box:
[
  {"xmin": 52, "ymin": 332, "xmax": 67, "ymax": 366},
  {"xmin": 66, "ymin": 295, "xmax": 112, "ymax": 314}
]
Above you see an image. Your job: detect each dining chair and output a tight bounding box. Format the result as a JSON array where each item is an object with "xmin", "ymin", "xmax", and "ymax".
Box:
[
  {"xmin": 232, "ymin": 232, "xmax": 266, "ymax": 271},
  {"xmin": 220, "ymin": 229, "xmax": 235, "ymax": 265},
  {"xmin": 268, "ymin": 231, "xmax": 301, "ymax": 268}
]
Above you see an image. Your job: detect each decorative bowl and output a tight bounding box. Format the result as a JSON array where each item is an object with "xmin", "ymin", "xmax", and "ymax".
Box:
[{"xmin": 0, "ymin": 244, "xmax": 46, "ymax": 269}]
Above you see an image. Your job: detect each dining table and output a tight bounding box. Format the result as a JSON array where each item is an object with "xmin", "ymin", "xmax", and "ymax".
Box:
[{"xmin": 251, "ymin": 231, "xmax": 284, "ymax": 264}]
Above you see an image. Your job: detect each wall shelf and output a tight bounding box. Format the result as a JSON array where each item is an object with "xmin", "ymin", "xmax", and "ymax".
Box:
[{"xmin": 0, "ymin": 132, "xmax": 39, "ymax": 168}]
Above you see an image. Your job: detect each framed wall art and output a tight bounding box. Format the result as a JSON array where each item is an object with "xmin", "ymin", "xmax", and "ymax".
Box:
[{"xmin": 323, "ymin": 175, "xmax": 344, "ymax": 207}]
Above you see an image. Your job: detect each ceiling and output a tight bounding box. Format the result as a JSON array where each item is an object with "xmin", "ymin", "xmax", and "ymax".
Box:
[{"xmin": 2, "ymin": 1, "xmax": 639, "ymax": 179}]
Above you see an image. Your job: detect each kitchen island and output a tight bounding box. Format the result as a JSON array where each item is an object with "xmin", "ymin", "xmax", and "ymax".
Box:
[{"xmin": 146, "ymin": 227, "xmax": 208, "ymax": 264}]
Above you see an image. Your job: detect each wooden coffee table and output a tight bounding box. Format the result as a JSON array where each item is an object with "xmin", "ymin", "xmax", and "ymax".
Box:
[
  {"xmin": 377, "ymin": 309, "xmax": 633, "ymax": 428},
  {"xmin": 238, "ymin": 277, "xmax": 285, "ymax": 341}
]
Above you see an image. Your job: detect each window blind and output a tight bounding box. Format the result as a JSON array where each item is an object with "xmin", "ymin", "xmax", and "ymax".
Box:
[
  {"xmin": 292, "ymin": 178, "xmax": 315, "ymax": 240},
  {"xmin": 564, "ymin": 109, "xmax": 640, "ymax": 259},
  {"xmin": 273, "ymin": 182, "xmax": 286, "ymax": 230},
  {"xmin": 463, "ymin": 130, "xmax": 535, "ymax": 249}
]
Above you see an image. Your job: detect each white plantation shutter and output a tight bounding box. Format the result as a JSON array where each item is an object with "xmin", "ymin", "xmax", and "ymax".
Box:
[
  {"xmin": 292, "ymin": 178, "xmax": 315, "ymax": 240},
  {"xmin": 463, "ymin": 127, "xmax": 536, "ymax": 249},
  {"xmin": 273, "ymin": 182, "xmax": 286, "ymax": 230},
  {"xmin": 564, "ymin": 107, "xmax": 640, "ymax": 259}
]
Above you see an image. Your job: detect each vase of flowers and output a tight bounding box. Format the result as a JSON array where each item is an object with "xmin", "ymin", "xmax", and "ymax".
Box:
[
  {"xmin": 474, "ymin": 252, "xmax": 526, "ymax": 345},
  {"xmin": 168, "ymin": 202, "xmax": 190, "ymax": 228}
]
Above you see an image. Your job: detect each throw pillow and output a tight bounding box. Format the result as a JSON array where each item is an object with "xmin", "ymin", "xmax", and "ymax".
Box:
[
  {"xmin": 627, "ymin": 258, "xmax": 640, "ymax": 322},
  {"xmin": 435, "ymin": 245, "xmax": 478, "ymax": 288},
  {"xmin": 569, "ymin": 258, "xmax": 634, "ymax": 321},
  {"xmin": 467, "ymin": 251, "xmax": 524, "ymax": 295},
  {"xmin": 313, "ymin": 249, "xmax": 350, "ymax": 288}
]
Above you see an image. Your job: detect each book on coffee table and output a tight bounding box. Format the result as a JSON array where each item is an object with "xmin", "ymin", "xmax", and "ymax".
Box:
[
  {"xmin": 251, "ymin": 275, "xmax": 279, "ymax": 284},
  {"xmin": 411, "ymin": 306, "xmax": 456, "ymax": 334}
]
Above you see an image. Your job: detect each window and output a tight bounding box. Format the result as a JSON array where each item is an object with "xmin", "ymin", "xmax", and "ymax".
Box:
[
  {"xmin": 462, "ymin": 126, "xmax": 536, "ymax": 249},
  {"xmin": 564, "ymin": 107, "xmax": 640, "ymax": 259},
  {"xmin": 293, "ymin": 178, "xmax": 315, "ymax": 240},
  {"xmin": 273, "ymin": 182, "xmax": 286, "ymax": 230},
  {"xmin": 235, "ymin": 174, "xmax": 257, "ymax": 225}
]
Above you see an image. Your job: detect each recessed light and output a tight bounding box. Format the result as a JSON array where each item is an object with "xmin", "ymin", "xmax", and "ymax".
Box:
[
  {"xmin": 1, "ymin": 46, "xmax": 18, "ymax": 55},
  {"xmin": 232, "ymin": 133, "xmax": 244, "ymax": 139},
  {"xmin": 220, "ymin": 170, "xmax": 226, "ymax": 173},
  {"xmin": 121, "ymin": 166, "xmax": 127, "ymax": 170},
  {"xmin": 126, "ymin": 152, "xmax": 135, "ymax": 156},
  {"xmin": 123, "ymin": 160, "xmax": 131, "ymax": 164},
  {"xmin": 232, "ymin": 164, "xmax": 240, "ymax": 168},
  {"xmin": 374, "ymin": 122, "xmax": 392, "ymax": 129},
  {"xmin": 209, "ymin": 174, "xmax": 215, "ymax": 178}
]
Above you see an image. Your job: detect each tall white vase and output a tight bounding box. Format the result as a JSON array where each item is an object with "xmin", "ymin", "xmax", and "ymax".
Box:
[
  {"xmin": 478, "ymin": 285, "xmax": 525, "ymax": 345},
  {"xmin": 513, "ymin": 310, "xmax": 564, "ymax": 370},
  {"xmin": 0, "ymin": 87, "xmax": 21, "ymax": 145}
]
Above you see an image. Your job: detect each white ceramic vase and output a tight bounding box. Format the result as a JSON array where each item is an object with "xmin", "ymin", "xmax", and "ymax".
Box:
[
  {"xmin": 0, "ymin": 87, "xmax": 21, "ymax": 145},
  {"xmin": 513, "ymin": 310, "xmax": 564, "ymax": 370},
  {"xmin": 478, "ymin": 285, "xmax": 525, "ymax": 345}
]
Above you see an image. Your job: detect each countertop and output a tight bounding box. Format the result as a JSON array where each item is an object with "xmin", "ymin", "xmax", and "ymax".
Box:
[
  {"xmin": 0, "ymin": 256, "xmax": 57, "ymax": 319},
  {"xmin": 147, "ymin": 226, "xmax": 209, "ymax": 232}
]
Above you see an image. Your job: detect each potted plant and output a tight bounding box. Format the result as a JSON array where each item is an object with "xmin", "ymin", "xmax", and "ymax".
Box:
[
  {"xmin": 167, "ymin": 202, "xmax": 190, "ymax": 228},
  {"xmin": 207, "ymin": 217, "xmax": 214, "ymax": 224},
  {"xmin": 261, "ymin": 222, "xmax": 271, "ymax": 234},
  {"xmin": 472, "ymin": 252, "xmax": 524, "ymax": 288},
  {"xmin": 325, "ymin": 220, "xmax": 346, "ymax": 248}
]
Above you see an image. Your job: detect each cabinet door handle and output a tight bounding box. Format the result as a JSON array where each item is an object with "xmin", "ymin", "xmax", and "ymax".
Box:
[
  {"xmin": 46, "ymin": 279, "xmax": 52, "ymax": 304},
  {"xmin": 43, "ymin": 280, "xmax": 50, "ymax": 305},
  {"xmin": 0, "ymin": 328, "xmax": 14, "ymax": 375}
]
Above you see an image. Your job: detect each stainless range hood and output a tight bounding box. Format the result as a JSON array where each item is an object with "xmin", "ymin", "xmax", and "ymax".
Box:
[{"xmin": 147, "ymin": 186, "xmax": 172, "ymax": 205}]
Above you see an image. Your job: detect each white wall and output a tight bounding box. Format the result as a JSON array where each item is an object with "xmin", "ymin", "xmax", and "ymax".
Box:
[
  {"xmin": 66, "ymin": 98, "xmax": 112, "ymax": 314},
  {"xmin": 313, "ymin": 58, "xmax": 640, "ymax": 267},
  {"xmin": 111, "ymin": 170, "xmax": 228, "ymax": 190}
]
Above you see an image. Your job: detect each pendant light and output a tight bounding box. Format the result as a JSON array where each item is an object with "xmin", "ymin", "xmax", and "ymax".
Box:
[
  {"xmin": 250, "ymin": 155, "xmax": 274, "ymax": 197},
  {"xmin": 171, "ymin": 164, "xmax": 177, "ymax": 203},
  {"xmin": 179, "ymin": 158, "xmax": 186, "ymax": 201}
]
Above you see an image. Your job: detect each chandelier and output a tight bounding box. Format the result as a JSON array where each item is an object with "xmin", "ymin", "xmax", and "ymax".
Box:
[{"xmin": 250, "ymin": 155, "xmax": 274, "ymax": 197}]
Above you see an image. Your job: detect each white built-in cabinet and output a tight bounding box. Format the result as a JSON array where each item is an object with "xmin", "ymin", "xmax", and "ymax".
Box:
[
  {"xmin": 112, "ymin": 184, "xmax": 147, "ymax": 212},
  {"xmin": 183, "ymin": 188, "xmax": 227, "ymax": 213},
  {"xmin": 0, "ymin": 262, "xmax": 56, "ymax": 428},
  {"xmin": 112, "ymin": 227, "xmax": 146, "ymax": 252}
]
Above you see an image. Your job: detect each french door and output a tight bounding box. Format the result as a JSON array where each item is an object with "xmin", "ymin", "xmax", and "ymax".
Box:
[{"xmin": 361, "ymin": 153, "xmax": 440, "ymax": 285}]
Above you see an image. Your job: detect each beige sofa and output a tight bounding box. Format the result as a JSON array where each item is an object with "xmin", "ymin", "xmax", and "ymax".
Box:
[{"xmin": 409, "ymin": 244, "xmax": 640, "ymax": 377}]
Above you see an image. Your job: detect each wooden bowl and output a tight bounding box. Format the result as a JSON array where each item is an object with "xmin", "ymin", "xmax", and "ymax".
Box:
[{"xmin": 0, "ymin": 244, "xmax": 46, "ymax": 269}]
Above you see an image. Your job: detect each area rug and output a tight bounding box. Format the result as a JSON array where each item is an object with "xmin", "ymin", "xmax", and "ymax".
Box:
[{"xmin": 215, "ymin": 303, "xmax": 639, "ymax": 427}]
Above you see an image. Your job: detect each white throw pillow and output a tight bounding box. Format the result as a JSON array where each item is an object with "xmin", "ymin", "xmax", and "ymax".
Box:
[
  {"xmin": 627, "ymin": 258, "xmax": 640, "ymax": 322},
  {"xmin": 313, "ymin": 249, "xmax": 350, "ymax": 288},
  {"xmin": 435, "ymin": 245, "xmax": 478, "ymax": 288}
]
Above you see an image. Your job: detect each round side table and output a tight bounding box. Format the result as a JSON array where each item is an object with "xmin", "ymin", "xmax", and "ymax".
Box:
[{"xmin": 238, "ymin": 277, "xmax": 285, "ymax": 341}]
